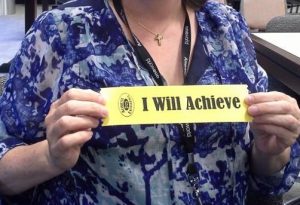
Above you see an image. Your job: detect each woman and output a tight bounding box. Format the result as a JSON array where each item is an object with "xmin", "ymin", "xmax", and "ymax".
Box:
[{"xmin": 0, "ymin": 0, "xmax": 299, "ymax": 204}]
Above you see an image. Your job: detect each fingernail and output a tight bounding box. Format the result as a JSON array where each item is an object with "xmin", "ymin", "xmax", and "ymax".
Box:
[
  {"xmin": 248, "ymin": 106, "xmax": 258, "ymax": 115},
  {"xmin": 246, "ymin": 95, "xmax": 253, "ymax": 103},
  {"xmin": 102, "ymin": 109, "xmax": 109, "ymax": 117},
  {"xmin": 98, "ymin": 94, "xmax": 105, "ymax": 103}
]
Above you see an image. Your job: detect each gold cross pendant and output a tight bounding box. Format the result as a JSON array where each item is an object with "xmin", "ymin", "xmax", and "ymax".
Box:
[{"xmin": 154, "ymin": 34, "xmax": 163, "ymax": 46}]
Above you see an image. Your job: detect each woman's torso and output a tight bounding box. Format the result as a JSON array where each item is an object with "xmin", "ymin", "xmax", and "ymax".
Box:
[{"xmin": 1, "ymin": 0, "xmax": 266, "ymax": 204}]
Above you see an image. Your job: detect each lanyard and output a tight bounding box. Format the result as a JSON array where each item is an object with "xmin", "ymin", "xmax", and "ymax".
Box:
[
  {"xmin": 113, "ymin": 0, "xmax": 195, "ymax": 153},
  {"xmin": 112, "ymin": 1, "xmax": 202, "ymax": 203}
]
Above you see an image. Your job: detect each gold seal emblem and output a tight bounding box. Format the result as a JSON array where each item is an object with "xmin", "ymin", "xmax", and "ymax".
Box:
[{"xmin": 118, "ymin": 93, "xmax": 134, "ymax": 117}]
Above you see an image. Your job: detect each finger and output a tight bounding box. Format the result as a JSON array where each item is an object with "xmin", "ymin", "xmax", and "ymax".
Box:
[
  {"xmin": 45, "ymin": 100, "xmax": 61, "ymax": 126},
  {"xmin": 55, "ymin": 130, "xmax": 93, "ymax": 151},
  {"xmin": 246, "ymin": 92, "xmax": 300, "ymax": 120},
  {"xmin": 246, "ymin": 91, "xmax": 294, "ymax": 105},
  {"xmin": 250, "ymin": 122, "xmax": 298, "ymax": 146},
  {"xmin": 52, "ymin": 100, "xmax": 108, "ymax": 121},
  {"xmin": 49, "ymin": 100, "xmax": 60, "ymax": 111},
  {"xmin": 248, "ymin": 100, "xmax": 295, "ymax": 117},
  {"xmin": 45, "ymin": 89, "xmax": 108, "ymax": 126},
  {"xmin": 48, "ymin": 115, "xmax": 99, "ymax": 141},
  {"xmin": 56, "ymin": 88, "xmax": 106, "ymax": 107},
  {"xmin": 252, "ymin": 114, "xmax": 300, "ymax": 133}
]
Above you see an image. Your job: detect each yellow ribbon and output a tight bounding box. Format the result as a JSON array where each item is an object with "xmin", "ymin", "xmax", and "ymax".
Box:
[{"xmin": 101, "ymin": 85, "xmax": 251, "ymax": 126}]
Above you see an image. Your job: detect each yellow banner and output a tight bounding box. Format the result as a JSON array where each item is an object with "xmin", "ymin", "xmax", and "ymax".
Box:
[{"xmin": 101, "ymin": 85, "xmax": 251, "ymax": 126}]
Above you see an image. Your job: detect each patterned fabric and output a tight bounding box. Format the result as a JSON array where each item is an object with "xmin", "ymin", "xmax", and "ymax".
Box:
[{"xmin": 0, "ymin": 0, "xmax": 299, "ymax": 204}]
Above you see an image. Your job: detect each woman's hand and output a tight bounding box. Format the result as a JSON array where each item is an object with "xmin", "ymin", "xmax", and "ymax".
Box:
[
  {"xmin": 45, "ymin": 88, "xmax": 108, "ymax": 172},
  {"xmin": 246, "ymin": 91, "xmax": 300, "ymax": 156},
  {"xmin": 245, "ymin": 91, "xmax": 300, "ymax": 175}
]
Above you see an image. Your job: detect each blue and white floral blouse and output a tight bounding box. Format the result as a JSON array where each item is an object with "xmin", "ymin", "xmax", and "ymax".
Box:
[{"xmin": 0, "ymin": 0, "xmax": 300, "ymax": 204}]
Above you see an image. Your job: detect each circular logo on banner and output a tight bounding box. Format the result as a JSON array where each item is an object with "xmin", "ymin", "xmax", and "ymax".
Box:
[{"xmin": 118, "ymin": 93, "xmax": 134, "ymax": 117}]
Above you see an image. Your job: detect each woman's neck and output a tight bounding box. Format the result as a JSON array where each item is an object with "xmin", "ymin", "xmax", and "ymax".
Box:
[{"xmin": 122, "ymin": 0, "xmax": 184, "ymax": 23}]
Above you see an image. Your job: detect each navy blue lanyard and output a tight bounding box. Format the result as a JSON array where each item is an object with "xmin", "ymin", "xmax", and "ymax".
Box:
[{"xmin": 112, "ymin": 1, "xmax": 202, "ymax": 203}]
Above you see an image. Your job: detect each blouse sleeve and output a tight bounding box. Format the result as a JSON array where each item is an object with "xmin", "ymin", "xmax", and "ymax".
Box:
[
  {"xmin": 230, "ymin": 6, "xmax": 268, "ymax": 93},
  {"xmin": 249, "ymin": 141, "xmax": 300, "ymax": 195},
  {"xmin": 0, "ymin": 10, "xmax": 64, "ymax": 160}
]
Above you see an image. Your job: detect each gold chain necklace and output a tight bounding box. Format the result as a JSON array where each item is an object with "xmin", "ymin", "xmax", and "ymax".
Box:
[
  {"xmin": 137, "ymin": 21, "xmax": 164, "ymax": 46},
  {"xmin": 123, "ymin": 6, "xmax": 170, "ymax": 47}
]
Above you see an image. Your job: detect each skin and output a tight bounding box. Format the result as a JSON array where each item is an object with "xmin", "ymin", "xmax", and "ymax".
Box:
[
  {"xmin": 113, "ymin": 0, "xmax": 198, "ymax": 85},
  {"xmin": 246, "ymin": 91, "xmax": 300, "ymax": 175},
  {"xmin": 0, "ymin": 0, "xmax": 299, "ymax": 196}
]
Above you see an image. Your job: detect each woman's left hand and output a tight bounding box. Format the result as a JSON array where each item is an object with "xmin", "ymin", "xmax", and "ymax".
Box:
[{"xmin": 245, "ymin": 91, "xmax": 300, "ymax": 156}]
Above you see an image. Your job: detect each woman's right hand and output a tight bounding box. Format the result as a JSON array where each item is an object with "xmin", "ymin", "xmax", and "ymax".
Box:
[{"xmin": 44, "ymin": 88, "xmax": 108, "ymax": 172}]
